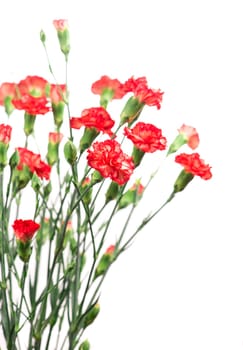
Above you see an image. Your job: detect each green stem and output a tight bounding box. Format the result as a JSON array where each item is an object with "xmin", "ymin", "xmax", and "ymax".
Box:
[
  {"xmin": 0, "ymin": 173, "xmax": 11, "ymax": 342},
  {"xmin": 120, "ymin": 191, "xmax": 175, "ymax": 252}
]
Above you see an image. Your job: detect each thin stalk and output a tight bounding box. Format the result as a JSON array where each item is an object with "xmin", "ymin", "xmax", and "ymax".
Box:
[{"xmin": 120, "ymin": 191, "xmax": 175, "ymax": 252}]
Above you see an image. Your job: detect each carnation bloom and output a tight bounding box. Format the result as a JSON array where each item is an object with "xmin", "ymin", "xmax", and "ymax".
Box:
[
  {"xmin": 16, "ymin": 147, "xmax": 51, "ymax": 180},
  {"xmin": 123, "ymin": 76, "xmax": 147, "ymax": 92},
  {"xmin": 91, "ymin": 75, "xmax": 126, "ymax": 100},
  {"xmin": 124, "ymin": 122, "xmax": 167, "ymax": 153},
  {"xmin": 12, "ymin": 95, "xmax": 50, "ymax": 115},
  {"xmin": 17, "ymin": 76, "xmax": 48, "ymax": 97},
  {"xmin": 175, "ymin": 152, "xmax": 212, "ymax": 180},
  {"xmin": 124, "ymin": 76, "xmax": 163, "ymax": 109},
  {"xmin": 178, "ymin": 124, "xmax": 199, "ymax": 150},
  {"xmin": 87, "ymin": 139, "xmax": 134, "ymax": 185},
  {"xmin": 12, "ymin": 219, "xmax": 40, "ymax": 242},
  {"xmin": 0, "ymin": 124, "xmax": 12, "ymax": 144},
  {"xmin": 70, "ymin": 107, "xmax": 115, "ymax": 136}
]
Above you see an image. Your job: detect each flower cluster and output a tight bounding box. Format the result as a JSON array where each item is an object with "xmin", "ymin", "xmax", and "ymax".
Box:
[{"xmin": 0, "ymin": 19, "xmax": 212, "ymax": 350}]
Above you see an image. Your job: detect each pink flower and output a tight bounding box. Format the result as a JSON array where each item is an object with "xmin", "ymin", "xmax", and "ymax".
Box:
[
  {"xmin": 53, "ymin": 19, "xmax": 68, "ymax": 32},
  {"xmin": 50, "ymin": 84, "xmax": 67, "ymax": 104},
  {"xmin": 178, "ymin": 124, "xmax": 199, "ymax": 150},
  {"xmin": 0, "ymin": 82, "xmax": 18, "ymax": 105},
  {"xmin": 105, "ymin": 245, "xmax": 116, "ymax": 255},
  {"xmin": 48, "ymin": 132, "xmax": 63, "ymax": 144}
]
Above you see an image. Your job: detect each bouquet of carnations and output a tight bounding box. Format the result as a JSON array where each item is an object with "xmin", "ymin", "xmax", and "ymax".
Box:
[{"xmin": 0, "ymin": 19, "xmax": 212, "ymax": 350}]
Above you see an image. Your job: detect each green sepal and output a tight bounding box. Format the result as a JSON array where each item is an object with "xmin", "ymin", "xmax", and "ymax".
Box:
[
  {"xmin": 173, "ymin": 169, "xmax": 194, "ymax": 193},
  {"xmin": 80, "ymin": 127, "xmax": 99, "ymax": 152},
  {"xmin": 16, "ymin": 239, "xmax": 32, "ymax": 263},
  {"xmin": 24, "ymin": 113, "xmax": 36, "ymax": 136},
  {"xmin": 167, "ymin": 134, "xmax": 187, "ymax": 156},
  {"xmin": 83, "ymin": 303, "xmax": 100, "ymax": 328},
  {"xmin": 105, "ymin": 181, "xmax": 119, "ymax": 203},
  {"xmin": 120, "ymin": 96, "xmax": 144, "ymax": 125},
  {"xmin": 64, "ymin": 140, "xmax": 77, "ymax": 165},
  {"xmin": 79, "ymin": 340, "xmax": 90, "ymax": 350}
]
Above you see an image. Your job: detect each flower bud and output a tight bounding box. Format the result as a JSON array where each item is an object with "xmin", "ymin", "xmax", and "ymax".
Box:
[
  {"xmin": 94, "ymin": 245, "xmax": 115, "ymax": 279},
  {"xmin": 167, "ymin": 134, "xmax": 186, "ymax": 155},
  {"xmin": 81, "ymin": 177, "xmax": 92, "ymax": 205},
  {"xmin": 64, "ymin": 140, "xmax": 77, "ymax": 165},
  {"xmin": 9, "ymin": 150, "xmax": 19, "ymax": 170},
  {"xmin": 83, "ymin": 303, "xmax": 100, "ymax": 328},
  {"xmin": 52, "ymin": 102, "xmax": 65, "ymax": 128},
  {"xmin": 53, "ymin": 19, "xmax": 70, "ymax": 58},
  {"xmin": 0, "ymin": 142, "xmax": 8, "ymax": 171},
  {"xmin": 105, "ymin": 181, "xmax": 119, "ymax": 203},
  {"xmin": 40, "ymin": 30, "xmax": 46, "ymax": 43},
  {"xmin": 91, "ymin": 170, "xmax": 103, "ymax": 184},
  {"xmin": 31, "ymin": 173, "xmax": 41, "ymax": 193},
  {"xmin": 12, "ymin": 165, "xmax": 32, "ymax": 195},
  {"xmin": 47, "ymin": 132, "xmax": 63, "ymax": 165},
  {"xmin": 4, "ymin": 96, "xmax": 15, "ymax": 116},
  {"xmin": 79, "ymin": 128, "xmax": 99, "ymax": 152},
  {"xmin": 131, "ymin": 146, "xmax": 145, "ymax": 167},
  {"xmin": 118, "ymin": 180, "xmax": 144, "ymax": 209},
  {"xmin": 173, "ymin": 169, "xmax": 194, "ymax": 193},
  {"xmin": 24, "ymin": 113, "xmax": 36, "ymax": 136},
  {"xmin": 79, "ymin": 339, "xmax": 90, "ymax": 350},
  {"xmin": 0, "ymin": 124, "xmax": 12, "ymax": 171},
  {"xmin": 43, "ymin": 181, "xmax": 52, "ymax": 199}
]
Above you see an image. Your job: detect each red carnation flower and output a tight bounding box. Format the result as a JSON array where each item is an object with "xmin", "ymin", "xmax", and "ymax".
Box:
[
  {"xmin": 123, "ymin": 76, "xmax": 148, "ymax": 92},
  {"xmin": 17, "ymin": 147, "xmax": 51, "ymax": 180},
  {"xmin": 124, "ymin": 122, "xmax": 167, "ymax": 153},
  {"xmin": 12, "ymin": 95, "xmax": 50, "ymax": 115},
  {"xmin": 124, "ymin": 76, "xmax": 163, "ymax": 109},
  {"xmin": 175, "ymin": 152, "xmax": 212, "ymax": 180},
  {"xmin": 70, "ymin": 107, "xmax": 115, "ymax": 136},
  {"xmin": 0, "ymin": 124, "xmax": 12, "ymax": 144},
  {"xmin": 12, "ymin": 219, "xmax": 40, "ymax": 242},
  {"xmin": 91, "ymin": 75, "xmax": 126, "ymax": 100},
  {"xmin": 87, "ymin": 139, "xmax": 134, "ymax": 185},
  {"xmin": 18, "ymin": 76, "xmax": 48, "ymax": 97}
]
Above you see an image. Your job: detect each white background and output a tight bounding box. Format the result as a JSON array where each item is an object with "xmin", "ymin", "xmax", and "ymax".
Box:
[{"xmin": 1, "ymin": 1, "xmax": 243, "ymax": 349}]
